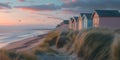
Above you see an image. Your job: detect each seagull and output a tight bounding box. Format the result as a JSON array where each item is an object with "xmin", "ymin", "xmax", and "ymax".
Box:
[{"xmin": 18, "ymin": 20, "xmax": 22, "ymax": 22}]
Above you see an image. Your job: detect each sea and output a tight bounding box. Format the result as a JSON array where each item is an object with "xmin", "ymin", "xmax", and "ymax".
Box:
[{"xmin": 0, "ymin": 29, "xmax": 51, "ymax": 48}]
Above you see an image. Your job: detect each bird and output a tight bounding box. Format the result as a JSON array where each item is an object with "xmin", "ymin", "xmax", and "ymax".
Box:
[{"xmin": 18, "ymin": 20, "xmax": 22, "ymax": 22}]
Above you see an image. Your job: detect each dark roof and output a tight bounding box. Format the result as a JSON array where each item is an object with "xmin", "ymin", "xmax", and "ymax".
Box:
[
  {"xmin": 70, "ymin": 18, "xmax": 73, "ymax": 21},
  {"xmin": 95, "ymin": 10, "xmax": 120, "ymax": 17},
  {"xmin": 84, "ymin": 13, "xmax": 92, "ymax": 20},
  {"xmin": 70, "ymin": 18, "xmax": 74, "ymax": 23},
  {"xmin": 74, "ymin": 17, "xmax": 78, "ymax": 21},
  {"xmin": 63, "ymin": 20, "xmax": 69, "ymax": 24},
  {"xmin": 80, "ymin": 13, "xmax": 85, "ymax": 17}
]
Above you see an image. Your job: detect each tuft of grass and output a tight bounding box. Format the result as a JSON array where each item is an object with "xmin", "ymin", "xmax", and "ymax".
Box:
[
  {"xmin": 0, "ymin": 52, "xmax": 10, "ymax": 60},
  {"xmin": 8, "ymin": 51, "xmax": 19, "ymax": 60},
  {"xmin": 18, "ymin": 52, "xmax": 37, "ymax": 60},
  {"xmin": 76, "ymin": 29, "xmax": 114, "ymax": 60},
  {"xmin": 31, "ymin": 30, "xmax": 60, "ymax": 56},
  {"xmin": 73, "ymin": 31, "xmax": 87, "ymax": 54},
  {"xmin": 44, "ymin": 30, "xmax": 60, "ymax": 46},
  {"xmin": 114, "ymin": 29, "xmax": 120, "ymax": 34},
  {"xmin": 33, "ymin": 46, "xmax": 59, "ymax": 55},
  {"xmin": 64, "ymin": 31, "xmax": 78, "ymax": 52},
  {"xmin": 55, "ymin": 31, "xmax": 70, "ymax": 48},
  {"xmin": 0, "ymin": 49, "xmax": 38, "ymax": 60},
  {"xmin": 111, "ymin": 34, "xmax": 120, "ymax": 60},
  {"xmin": 0, "ymin": 49, "xmax": 20, "ymax": 60}
]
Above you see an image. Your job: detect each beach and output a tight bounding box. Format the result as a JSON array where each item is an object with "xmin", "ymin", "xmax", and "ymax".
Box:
[{"xmin": 2, "ymin": 33, "xmax": 47, "ymax": 52}]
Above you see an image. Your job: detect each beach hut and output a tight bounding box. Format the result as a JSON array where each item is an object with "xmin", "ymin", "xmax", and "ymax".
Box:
[
  {"xmin": 92, "ymin": 10, "xmax": 120, "ymax": 29},
  {"xmin": 69, "ymin": 18, "xmax": 74, "ymax": 30},
  {"xmin": 78, "ymin": 13, "xmax": 85, "ymax": 30},
  {"xmin": 72, "ymin": 17, "xmax": 78, "ymax": 31},
  {"xmin": 82, "ymin": 13, "xmax": 92, "ymax": 29}
]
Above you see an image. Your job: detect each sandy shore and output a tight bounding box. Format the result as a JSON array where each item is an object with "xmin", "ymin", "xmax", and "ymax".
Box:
[{"xmin": 2, "ymin": 34, "xmax": 47, "ymax": 52}]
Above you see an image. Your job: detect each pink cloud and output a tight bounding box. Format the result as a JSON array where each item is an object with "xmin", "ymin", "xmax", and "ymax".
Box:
[
  {"xmin": 61, "ymin": 0, "xmax": 77, "ymax": 4},
  {"xmin": 60, "ymin": 9, "xmax": 78, "ymax": 14},
  {"xmin": 72, "ymin": 0, "xmax": 77, "ymax": 3},
  {"xmin": 18, "ymin": 0, "xmax": 25, "ymax": 2},
  {"xmin": 61, "ymin": 0, "xmax": 70, "ymax": 4},
  {"xmin": 15, "ymin": 4, "xmax": 61, "ymax": 12},
  {"xmin": 16, "ymin": 7, "xmax": 52, "ymax": 12},
  {"xmin": 64, "ymin": 0, "xmax": 70, "ymax": 4}
]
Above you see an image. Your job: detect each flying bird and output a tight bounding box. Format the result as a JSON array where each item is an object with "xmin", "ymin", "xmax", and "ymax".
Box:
[{"xmin": 18, "ymin": 20, "xmax": 22, "ymax": 22}]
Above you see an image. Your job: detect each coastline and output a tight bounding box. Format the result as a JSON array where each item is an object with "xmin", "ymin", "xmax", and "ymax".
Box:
[{"xmin": 2, "ymin": 33, "xmax": 47, "ymax": 52}]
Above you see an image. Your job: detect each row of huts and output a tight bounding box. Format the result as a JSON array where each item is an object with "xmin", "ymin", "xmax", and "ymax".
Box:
[{"xmin": 56, "ymin": 10, "xmax": 120, "ymax": 31}]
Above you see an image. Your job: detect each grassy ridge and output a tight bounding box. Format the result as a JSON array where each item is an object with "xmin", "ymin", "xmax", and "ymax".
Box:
[
  {"xmin": 71, "ymin": 28, "xmax": 120, "ymax": 60},
  {"xmin": 76, "ymin": 29, "xmax": 114, "ymax": 60}
]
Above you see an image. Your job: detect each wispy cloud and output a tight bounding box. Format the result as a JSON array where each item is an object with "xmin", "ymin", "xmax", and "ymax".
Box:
[
  {"xmin": 0, "ymin": 3, "xmax": 11, "ymax": 9},
  {"xmin": 72, "ymin": 0, "xmax": 77, "ymax": 3},
  {"xmin": 18, "ymin": 0, "xmax": 26, "ymax": 2},
  {"xmin": 61, "ymin": 0, "xmax": 120, "ymax": 9},
  {"xmin": 61, "ymin": 0, "xmax": 70, "ymax": 4},
  {"xmin": 60, "ymin": 8, "xmax": 79, "ymax": 14},
  {"xmin": 15, "ymin": 4, "xmax": 61, "ymax": 12},
  {"xmin": 47, "ymin": 16, "xmax": 64, "ymax": 20}
]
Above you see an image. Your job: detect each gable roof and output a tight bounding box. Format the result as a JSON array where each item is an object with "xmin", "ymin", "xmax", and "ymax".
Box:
[
  {"xmin": 80, "ymin": 13, "xmax": 85, "ymax": 17},
  {"xmin": 70, "ymin": 18, "xmax": 74, "ymax": 23},
  {"xmin": 63, "ymin": 20, "xmax": 69, "ymax": 24},
  {"xmin": 73, "ymin": 16, "xmax": 78, "ymax": 22},
  {"xmin": 95, "ymin": 10, "xmax": 120, "ymax": 17},
  {"xmin": 84, "ymin": 13, "xmax": 92, "ymax": 20},
  {"xmin": 70, "ymin": 18, "xmax": 73, "ymax": 21}
]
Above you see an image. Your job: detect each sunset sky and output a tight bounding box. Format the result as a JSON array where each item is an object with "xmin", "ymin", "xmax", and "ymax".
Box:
[{"xmin": 0, "ymin": 0, "xmax": 120, "ymax": 29}]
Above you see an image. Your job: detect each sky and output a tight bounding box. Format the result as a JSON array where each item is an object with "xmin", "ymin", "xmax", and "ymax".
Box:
[{"xmin": 0, "ymin": 0, "xmax": 120, "ymax": 29}]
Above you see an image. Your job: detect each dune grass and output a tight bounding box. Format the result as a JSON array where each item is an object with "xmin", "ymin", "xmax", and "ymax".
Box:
[
  {"xmin": 32, "ymin": 41, "xmax": 59, "ymax": 55},
  {"xmin": 43, "ymin": 30, "xmax": 61, "ymax": 46},
  {"xmin": 114, "ymin": 29, "xmax": 120, "ymax": 34},
  {"xmin": 0, "ymin": 49, "xmax": 38, "ymax": 60},
  {"xmin": 111, "ymin": 34, "xmax": 120, "ymax": 60},
  {"xmin": 0, "ymin": 52, "xmax": 10, "ymax": 60},
  {"xmin": 75, "ymin": 28, "xmax": 115, "ymax": 60},
  {"xmin": 55, "ymin": 31, "xmax": 73, "ymax": 48},
  {"xmin": 0, "ymin": 49, "xmax": 11, "ymax": 60},
  {"xmin": 18, "ymin": 51, "xmax": 37, "ymax": 60},
  {"xmin": 63, "ymin": 31, "xmax": 78, "ymax": 52},
  {"xmin": 32, "ymin": 30, "xmax": 60, "ymax": 55},
  {"xmin": 33, "ymin": 46, "xmax": 59, "ymax": 56}
]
